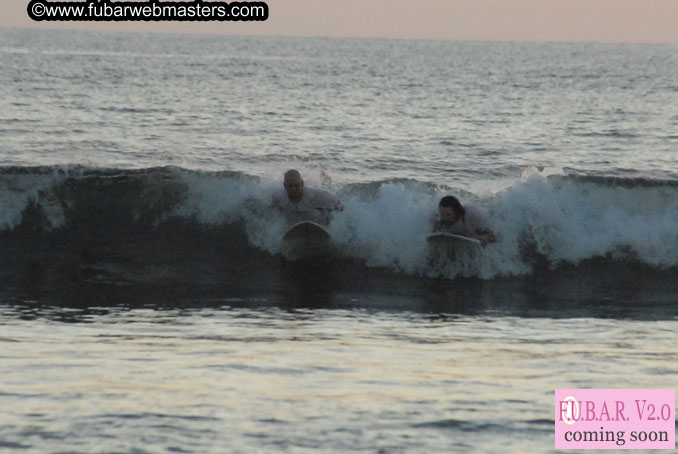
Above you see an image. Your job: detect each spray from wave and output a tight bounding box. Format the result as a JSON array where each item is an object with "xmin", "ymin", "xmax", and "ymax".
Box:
[{"xmin": 1, "ymin": 166, "xmax": 677, "ymax": 282}]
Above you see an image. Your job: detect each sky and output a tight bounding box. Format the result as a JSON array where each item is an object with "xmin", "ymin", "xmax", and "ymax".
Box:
[{"xmin": 2, "ymin": 0, "xmax": 678, "ymax": 44}]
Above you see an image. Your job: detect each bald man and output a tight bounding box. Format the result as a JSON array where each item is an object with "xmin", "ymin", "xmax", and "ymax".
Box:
[{"xmin": 272, "ymin": 169, "xmax": 343, "ymax": 226}]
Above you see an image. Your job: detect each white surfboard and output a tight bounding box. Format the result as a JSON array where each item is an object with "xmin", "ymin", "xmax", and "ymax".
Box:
[
  {"xmin": 426, "ymin": 232, "xmax": 481, "ymax": 246},
  {"xmin": 426, "ymin": 232, "xmax": 481, "ymax": 263},
  {"xmin": 282, "ymin": 221, "xmax": 333, "ymax": 260}
]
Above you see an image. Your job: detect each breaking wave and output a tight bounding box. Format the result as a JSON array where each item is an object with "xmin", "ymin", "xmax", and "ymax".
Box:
[{"xmin": 1, "ymin": 165, "xmax": 677, "ymax": 284}]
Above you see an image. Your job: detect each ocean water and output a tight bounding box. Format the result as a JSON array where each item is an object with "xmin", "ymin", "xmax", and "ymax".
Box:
[{"xmin": 1, "ymin": 28, "xmax": 677, "ymax": 453}]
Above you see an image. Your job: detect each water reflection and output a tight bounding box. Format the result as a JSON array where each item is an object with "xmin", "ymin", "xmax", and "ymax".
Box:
[{"xmin": 1, "ymin": 254, "xmax": 677, "ymax": 321}]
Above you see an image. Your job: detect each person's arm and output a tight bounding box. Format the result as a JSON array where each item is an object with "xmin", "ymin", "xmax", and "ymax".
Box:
[
  {"xmin": 271, "ymin": 192, "xmax": 281, "ymax": 211},
  {"xmin": 333, "ymin": 198, "xmax": 343, "ymax": 212},
  {"xmin": 430, "ymin": 215, "xmax": 441, "ymax": 233},
  {"xmin": 272, "ymin": 190, "xmax": 289, "ymax": 216},
  {"xmin": 467, "ymin": 208, "xmax": 496, "ymax": 246},
  {"xmin": 325, "ymin": 193, "xmax": 343, "ymax": 225},
  {"xmin": 315, "ymin": 190, "xmax": 342, "ymax": 213},
  {"xmin": 474, "ymin": 228, "xmax": 496, "ymax": 246}
]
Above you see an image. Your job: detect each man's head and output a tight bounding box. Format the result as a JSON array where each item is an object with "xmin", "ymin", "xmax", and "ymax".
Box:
[
  {"xmin": 283, "ymin": 169, "xmax": 304, "ymax": 201},
  {"xmin": 438, "ymin": 195, "xmax": 465, "ymax": 224}
]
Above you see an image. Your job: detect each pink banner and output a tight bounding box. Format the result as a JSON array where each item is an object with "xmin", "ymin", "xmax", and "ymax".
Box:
[{"xmin": 555, "ymin": 389, "xmax": 675, "ymax": 450}]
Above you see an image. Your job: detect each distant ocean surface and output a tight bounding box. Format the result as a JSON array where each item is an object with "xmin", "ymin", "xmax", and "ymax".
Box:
[{"xmin": 1, "ymin": 28, "xmax": 677, "ymax": 454}]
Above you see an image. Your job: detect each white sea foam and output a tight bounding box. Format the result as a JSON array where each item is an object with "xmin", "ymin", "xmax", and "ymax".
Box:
[
  {"xmin": 0, "ymin": 171, "xmax": 69, "ymax": 230},
  {"xmin": 2, "ymin": 167, "xmax": 677, "ymax": 279},
  {"xmin": 488, "ymin": 173, "xmax": 678, "ymax": 271}
]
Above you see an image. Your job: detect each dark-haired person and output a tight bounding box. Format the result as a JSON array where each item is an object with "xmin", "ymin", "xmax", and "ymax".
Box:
[
  {"xmin": 272, "ymin": 169, "xmax": 343, "ymax": 226},
  {"xmin": 432, "ymin": 195, "xmax": 496, "ymax": 245}
]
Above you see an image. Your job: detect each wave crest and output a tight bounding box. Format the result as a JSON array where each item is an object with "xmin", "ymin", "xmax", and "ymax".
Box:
[{"xmin": 1, "ymin": 166, "xmax": 677, "ymax": 280}]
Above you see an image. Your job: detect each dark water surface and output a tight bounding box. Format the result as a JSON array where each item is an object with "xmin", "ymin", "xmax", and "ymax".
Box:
[{"xmin": 1, "ymin": 29, "xmax": 678, "ymax": 453}]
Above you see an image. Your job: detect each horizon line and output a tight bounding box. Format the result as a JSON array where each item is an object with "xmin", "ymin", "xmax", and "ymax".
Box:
[{"xmin": 2, "ymin": 25, "xmax": 678, "ymax": 47}]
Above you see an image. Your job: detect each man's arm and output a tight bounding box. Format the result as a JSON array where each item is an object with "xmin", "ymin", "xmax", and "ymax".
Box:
[
  {"xmin": 467, "ymin": 207, "xmax": 496, "ymax": 245},
  {"xmin": 474, "ymin": 228, "xmax": 496, "ymax": 245},
  {"xmin": 333, "ymin": 197, "xmax": 343, "ymax": 212}
]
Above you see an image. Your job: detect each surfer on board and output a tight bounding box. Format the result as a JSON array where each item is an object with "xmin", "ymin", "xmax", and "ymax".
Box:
[
  {"xmin": 432, "ymin": 195, "xmax": 496, "ymax": 245},
  {"xmin": 273, "ymin": 169, "xmax": 343, "ymax": 226}
]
